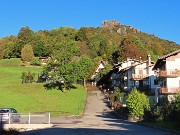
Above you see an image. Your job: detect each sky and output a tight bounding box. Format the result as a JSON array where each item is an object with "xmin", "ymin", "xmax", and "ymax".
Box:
[{"xmin": 0, "ymin": 0, "xmax": 180, "ymax": 44}]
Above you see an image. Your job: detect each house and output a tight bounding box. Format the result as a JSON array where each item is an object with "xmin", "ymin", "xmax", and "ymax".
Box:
[
  {"xmin": 110, "ymin": 58, "xmax": 140, "ymax": 91},
  {"xmin": 91, "ymin": 61, "xmax": 106, "ymax": 86},
  {"xmin": 110, "ymin": 55, "xmax": 158, "ymax": 95},
  {"xmin": 152, "ymin": 49, "xmax": 180, "ymax": 102}
]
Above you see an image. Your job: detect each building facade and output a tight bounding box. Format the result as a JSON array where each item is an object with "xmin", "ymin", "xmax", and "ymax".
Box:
[
  {"xmin": 153, "ymin": 49, "xmax": 180, "ymax": 101},
  {"xmin": 110, "ymin": 55, "xmax": 158, "ymax": 94}
]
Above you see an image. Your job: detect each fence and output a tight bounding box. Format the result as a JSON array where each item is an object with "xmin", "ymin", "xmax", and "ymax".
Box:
[{"xmin": 0, "ymin": 113, "xmax": 51, "ymax": 124}]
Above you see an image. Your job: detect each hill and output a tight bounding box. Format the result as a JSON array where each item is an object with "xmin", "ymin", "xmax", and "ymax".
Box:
[{"xmin": 0, "ymin": 20, "xmax": 179, "ymax": 64}]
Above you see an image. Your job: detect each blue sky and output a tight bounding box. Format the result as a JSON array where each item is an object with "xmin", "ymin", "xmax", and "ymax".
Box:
[{"xmin": 0, "ymin": 0, "xmax": 180, "ymax": 44}]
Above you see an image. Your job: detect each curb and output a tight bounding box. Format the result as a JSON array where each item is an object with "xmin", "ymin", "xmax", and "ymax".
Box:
[
  {"xmin": 137, "ymin": 122, "xmax": 180, "ymax": 135},
  {"xmin": 113, "ymin": 111, "xmax": 180, "ymax": 135}
]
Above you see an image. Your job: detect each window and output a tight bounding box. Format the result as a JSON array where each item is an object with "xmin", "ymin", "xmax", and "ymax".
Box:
[{"xmin": 12, "ymin": 109, "xmax": 17, "ymax": 113}]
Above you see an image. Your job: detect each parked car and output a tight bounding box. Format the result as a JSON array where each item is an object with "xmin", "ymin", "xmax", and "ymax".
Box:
[{"xmin": 0, "ymin": 108, "xmax": 20, "ymax": 123}]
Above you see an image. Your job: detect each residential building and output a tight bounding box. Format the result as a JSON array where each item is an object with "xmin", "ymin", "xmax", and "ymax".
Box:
[
  {"xmin": 110, "ymin": 55, "xmax": 158, "ymax": 95},
  {"xmin": 91, "ymin": 61, "xmax": 106, "ymax": 86},
  {"xmin": 153, "ymin": 49, "xmax": 180, "ymax": 102}
]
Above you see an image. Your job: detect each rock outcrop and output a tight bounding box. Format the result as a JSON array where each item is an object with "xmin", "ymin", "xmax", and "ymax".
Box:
[
  {"xmin": 102, "ymin": 20, "xmax": 140, "ymax": 33},
  {"xmin": 102, "ymin": 20, "xmax": 121, "ymax": 29}
]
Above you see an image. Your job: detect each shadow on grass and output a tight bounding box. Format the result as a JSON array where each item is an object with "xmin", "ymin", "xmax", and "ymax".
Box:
[{"xmin": 43, "ymin": 82, "xmax": 77, "ymax": 92}]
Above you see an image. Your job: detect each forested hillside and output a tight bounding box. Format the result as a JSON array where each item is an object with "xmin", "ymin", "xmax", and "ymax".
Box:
[{"xmin": 0, "ymin": 20, "xmax": 179, "ymax": 63}]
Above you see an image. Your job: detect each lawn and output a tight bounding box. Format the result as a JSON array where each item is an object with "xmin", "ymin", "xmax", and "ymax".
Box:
[{"xmin": 0, "ymin": 58, "xmax": 87, "ymax": 116}]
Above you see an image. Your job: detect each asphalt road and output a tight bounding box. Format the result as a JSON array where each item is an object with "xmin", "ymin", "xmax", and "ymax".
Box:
[{"xmin": 22, "ymin": 90, "xmax": 179, "ymax": 135}]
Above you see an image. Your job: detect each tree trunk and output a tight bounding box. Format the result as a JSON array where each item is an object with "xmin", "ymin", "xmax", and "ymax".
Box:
[{"xmin": 83, "ymin": 78, "xmax": 86, "ymax": 87}]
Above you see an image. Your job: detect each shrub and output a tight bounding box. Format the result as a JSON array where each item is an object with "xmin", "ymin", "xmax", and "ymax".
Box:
[
  {"xmin": 158, "ymin": 93, "xmax": 180, "ymax": 124},
  {"xmin": 126, "ymin": 87, "xmax": 150, "ymax": 117},
  {"xmin": 113, "ymin": 87, "xmax": 127, "ymax": 104},
  {"xmin": 144, "ymin": 110, "xmax": 162, "ymax": 122},
  {"xmin": 30, "ymin": 57, "xmax": 41, "ymax": 66},
  {"xmin": 175, "ymin": 93, "xmax": 180, "ymax": 111},
  {"xmin": 21, "ymin": 71, "xmax": 36, "ymax": 83}
]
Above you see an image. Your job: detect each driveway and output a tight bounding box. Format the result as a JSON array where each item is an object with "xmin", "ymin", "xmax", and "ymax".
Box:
[{"xmin": 22, "ymin": 90, "xmax": 178, "ymax": 135}]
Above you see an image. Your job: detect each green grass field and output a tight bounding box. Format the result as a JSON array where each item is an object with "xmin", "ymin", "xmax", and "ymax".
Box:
[{"xmin": 0, "ymin": 58, "xmax": 87, "ymax": 116}]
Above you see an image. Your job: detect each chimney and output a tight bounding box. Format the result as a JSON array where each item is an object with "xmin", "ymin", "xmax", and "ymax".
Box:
[
  {"xmin": 139, "ymin": 57, "xmax": 142, "ymax": 63},
  {"xmin": 147, "ymin": 54, "xmax": 151, "ymax": 74},
  {"xmin": 147, "ymin": 54, "xmax": 151, "ymax": 66}
]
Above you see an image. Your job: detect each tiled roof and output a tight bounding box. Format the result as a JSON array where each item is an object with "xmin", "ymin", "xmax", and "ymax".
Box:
[
  {"xmin": 159, "ymin": 49, "xmax": 180, "ymax": 60},
  {"xmin": 152, "ymin": 49, "xmax": 180, "ymax": 70}
]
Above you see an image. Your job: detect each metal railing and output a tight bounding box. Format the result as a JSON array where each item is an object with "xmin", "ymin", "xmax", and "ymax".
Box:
[{"xmin": 0, "ymin": 113, "xmax": 51, "ymax": 124}]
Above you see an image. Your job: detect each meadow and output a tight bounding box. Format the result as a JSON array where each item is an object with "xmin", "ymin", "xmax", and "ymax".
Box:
[{"xmin": 0, "ymin": 58, "xmax": 87, "ymax": 116}]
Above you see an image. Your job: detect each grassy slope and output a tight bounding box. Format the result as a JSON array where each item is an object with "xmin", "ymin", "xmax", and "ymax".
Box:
[{"xmin": 0, "ymin": 59, "xmax": 87, "ymax": 116}]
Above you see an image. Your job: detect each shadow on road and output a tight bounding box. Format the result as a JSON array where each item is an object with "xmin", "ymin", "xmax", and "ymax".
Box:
[
  {"xmin": 21, "ymin": 125, "xmax": 178, "ymax": 135},
  {"xmin": 22, "ymin": 127, "xmax": 124, "ymax": 135}
]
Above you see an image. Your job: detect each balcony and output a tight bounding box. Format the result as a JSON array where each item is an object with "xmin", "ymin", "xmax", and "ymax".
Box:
[
  {"xmin": 131, "ymin": 74, "xmax": 149, "ymax": 80},
  {"xmin": 159, "ymin": 87, "xmax": 180, "ymax": 94},
  {"xmin": 157, "ymin": 70, "xmax": 180, "ymax": 78}
]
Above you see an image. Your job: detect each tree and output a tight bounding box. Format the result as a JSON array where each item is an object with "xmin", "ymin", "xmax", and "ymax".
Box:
[
  {"xmin": 87, "ymin": 35, "xmax": 114, "ymax": 60},
  {"xmin": 17, "ymin": 26, "xmax": 34, "ymax": 45},
  {"xmin": 16, "ymin": 26, "xmax": 34, "ymax": 57},
  {"xmin": 21, "ymin": 44, "xmax": 34, "ymax": 62},
  {"xmin": 74, "ymin": 55, "xmax": 95, "ymax": 86},
  {"xmin": 126, "ymin": 87, "xmax": 150, "ymax": 117},
  {"xmin": 120, "ymin": 34, "xmax": 144, "ymax": 60},
  {"xmin": 44, "ymin": 41, "xmax": 80, "ymax": 91}
]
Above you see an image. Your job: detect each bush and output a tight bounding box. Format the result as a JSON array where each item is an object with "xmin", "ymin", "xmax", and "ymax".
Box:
[
  {"xmin": 30, "ymin": 57, "xmax": 41, "ymax": 66},
  {"xmin": 112, "ymin": 87, "xmax": 127, "ymax": 105},
  {"xmin": 159, "ymin": 94, "xmax": 180, "ymax": 124},
  {"xmin": 21, "ymin": 71, "xmax": 36, "ymax": 83},
  {"xmin": 175, "ymin": 93, "xmax": 180, "ymax": 111},
  {"xmin": 144, "ymin": 110, "xmax": 162, "ymax": 122},
  {"xmin": 126, "ymin": 87, "xmax": 150, "ymax": 117}
]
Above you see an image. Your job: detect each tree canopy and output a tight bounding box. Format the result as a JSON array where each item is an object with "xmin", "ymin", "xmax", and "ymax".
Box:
[{"xmin": 0, "ymin": 21, "xmax": 180, "ymax": 88}]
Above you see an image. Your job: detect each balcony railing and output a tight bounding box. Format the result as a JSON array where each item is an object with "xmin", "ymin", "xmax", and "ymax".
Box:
[
  {"xmin": 159, "ymin": 87, "xmax": 180, "ymax": 94},
  {"xmin": 157, "ymin": 70, "xmax": 180, "ymax": 78},
  {"xmin": 131, "ymin": 74, "xmax": 149, "ymax": 80}
]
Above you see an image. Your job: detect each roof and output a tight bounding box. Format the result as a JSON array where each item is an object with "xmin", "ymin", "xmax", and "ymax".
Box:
[
  {"xmin": 159, "ymin": 49, "xmax": 180, "ymax": 60},
  {"xmin": 153, "ymin": 49, "xmax": 180, "ymax": 70}
]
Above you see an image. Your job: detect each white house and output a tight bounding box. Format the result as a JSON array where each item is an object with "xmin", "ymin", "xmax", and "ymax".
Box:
[
  {"xmin": 111, "ymin": 55, "xmax": 158, "ymax": 95},
  {"xmin": 152, "ymin": 49, "xmax": 180, "ymax": 101},
  {"xmin": 110, "ymin": 58, "xmax": 139, "ymax": 90},
  {"xmin": 91, "ymin": 61, "xmax": 106, "ymax": 86}
]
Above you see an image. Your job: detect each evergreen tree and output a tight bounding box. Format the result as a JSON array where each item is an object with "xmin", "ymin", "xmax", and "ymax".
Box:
[{"xmin": 21, "ymin": 44, "xmax": 34, "ymax": 62}]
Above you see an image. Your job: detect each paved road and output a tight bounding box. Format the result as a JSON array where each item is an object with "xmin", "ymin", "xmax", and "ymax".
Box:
[{"xmin": 22, "ymin": 90, "xmax": 178, "ymax": 135}]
